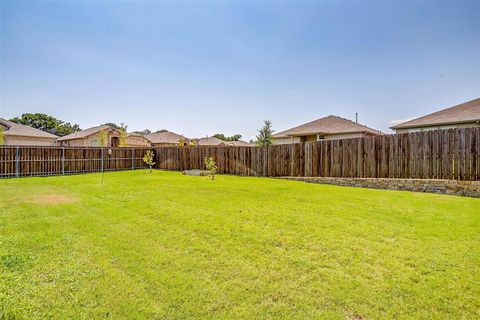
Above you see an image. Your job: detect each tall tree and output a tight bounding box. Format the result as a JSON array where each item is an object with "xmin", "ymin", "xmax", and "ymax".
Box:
[
  {"xmin": 255, "ymin": 120, "xmax": 274, "ymax": 147},
  {"xmin": 10, "ymin": 113, "xmax": 81, "ymax": 137},
  {"xmin": 213, "ymin": 133, "xmax": 242, "ymax": 141},
  {"xmin": 55, "ymin": 123, "xmax": 81, "ymax": 136}
]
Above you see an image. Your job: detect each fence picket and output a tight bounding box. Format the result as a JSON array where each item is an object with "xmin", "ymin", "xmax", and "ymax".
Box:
[{"xmin": 2, "ymin": 128, "xmax": 480, "ymax": 180}]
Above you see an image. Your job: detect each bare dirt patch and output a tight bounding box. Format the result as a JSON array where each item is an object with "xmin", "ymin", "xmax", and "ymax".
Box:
[{"xmin": 26, "ymin": 194, "xmax": 76, "ymax": 205}]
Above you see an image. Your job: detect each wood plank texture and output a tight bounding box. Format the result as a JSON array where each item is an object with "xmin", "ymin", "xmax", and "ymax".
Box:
[
  {"xmin": 154, "ymin": 128, "xmax": 480, "ymax": 181},
  {"xmin": 1, "ymin": 128, "xmax": 479, "ymax": 180}
]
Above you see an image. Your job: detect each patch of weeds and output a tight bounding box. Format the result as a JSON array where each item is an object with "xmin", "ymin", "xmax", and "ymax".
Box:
[
  {"xmin": 0, "ymin": 254, "xmax": 32, "ymax": 272},
  {"xmin": 0, "ymin": 305, "xmax": 23, "ymax": 320}
]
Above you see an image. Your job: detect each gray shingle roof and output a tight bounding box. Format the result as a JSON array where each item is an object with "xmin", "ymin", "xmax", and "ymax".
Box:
[
  {"xmin": 0, "ymin": 118, "xmax": 59, "ymax": 139},
  {"xmin": 57, "ymin": 125, "xmax": 112, "ymax": 141},
  {"xmin": 126, "ymin": 133, "xmax": 143, "ymax": 137},
  {"xmin": 228, "ymin": 140, "xmax": 253, "ymax": 147},
  {"xmin": 197, "ymin": 136, "xmax": 226, "ymax": 146},
  {"xmin": 145, "ymin": 131, "xmax": 185, "ymax": 144},
  {"xmin": 390, "ymin": 98, "xmax": 480, "ymax": 129},
  {"xmin": 273, "ymin": 115, "xmax": 381, "ymax": 138}
]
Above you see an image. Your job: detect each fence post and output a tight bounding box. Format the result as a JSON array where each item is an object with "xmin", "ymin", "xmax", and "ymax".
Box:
[
  {"xmin": 15, "ymin": 146, "xmax": 20, "ymax": 177},
  {"xmin": 101, "ymin": 148, "xmax": 104, "ymax": 173},
  {"xmin": 132, "ymin": 148, "xmax": 135, "ymax": 170},
  {"xmin": 61, "ymin": 147, "xmax": 65, "ymax": 175}
]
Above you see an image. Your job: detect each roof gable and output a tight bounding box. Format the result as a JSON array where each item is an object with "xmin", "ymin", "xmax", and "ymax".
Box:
[
  {"xmin": 0, "ymin": 118, "xmax": 59, "ymax": 139},
  {"xmin": 228, "ymin": 140, "xmax": 253, "ymax": 147},
  {"xmin": 391, "ymin": 98, "xmax": 480, "ymax": 129},
  {"xmin": 57, "ymin": 125, "xmax": 116, "ymax": 141},
  {"xmin": 273, "ymin": 115, "xmax": 381, "ymax": 138},
  {"xmin": 145, "ymin": 131, "xmax": 185, "ymax": 144},
  {"xmin": 197, "ymin": 137, "xmax": 226, "ymax": 146},
  {"xmin": 126, "ymin": 133, "xmax": 151, "ymax": 141}
]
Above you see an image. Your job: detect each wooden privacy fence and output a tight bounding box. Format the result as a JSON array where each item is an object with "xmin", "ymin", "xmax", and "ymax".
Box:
[
  {"xmin": 0, "ymin": 146, "xmax": 150, "ymax": 178},
  {"xmin": 155, "ymin": 128, "xmax": 480, "ymax": 181},
  {"xmin": 1, "ymin": 128, "xmax": 479, "ymax": 180}
]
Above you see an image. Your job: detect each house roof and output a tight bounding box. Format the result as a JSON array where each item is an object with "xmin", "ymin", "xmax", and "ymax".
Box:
[
  {"xmin": 0, "ymin": 118, "xmax": 58, "ymax": 139},
  {"xmin": 390, "ymin": 98, "xmax": 480, "ymax": 130},
  {"xmin": 57, "ymin": 125, "xmax": 114, "ymax": 141},
  {"xmin": 273, "ymin": 115, "xmax": 382, "ymax": 138},
  {"xmin": 197, "ymin": 136, "xmax": 226, "ymax": 146},
  {"xmin": 228, "ymin": 140, "xmax": 253, "ymax": 147},
  {"xmin": 126, "ymin": 133, "xmax": 150, "ymax": 140},
  {"xmin": 126, "ymin": 132, "xmax": 147, "ymax": 138},
  {"xmin": 145, "ymin": 131, "xmax": 185, "ymax": 144}
]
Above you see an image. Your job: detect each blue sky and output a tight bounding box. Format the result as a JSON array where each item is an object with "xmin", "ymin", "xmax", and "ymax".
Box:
[{"xmin": 1, "ymin": 1, "xmax": 479, "ymax": 139}]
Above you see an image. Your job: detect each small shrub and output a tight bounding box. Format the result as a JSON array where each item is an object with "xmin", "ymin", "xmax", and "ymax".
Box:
[
  {"xmin": 0, "ymin": 127, "xmax": 4, "ymax": 145},
  {"xmin": 98, "ymin": 130, "xmax": 108, "ymax": 147},
  {"xmin": 178, "ymin": 138, "xmax": 196, "ymax": 147},
  {"xmin": 204, "ymin": 156, "xmax": 217, "ymax": 180},
  {"xmin": 179, "ymin": 137, "xmax": 187, "ymax": 147},
  {"xmin": 118, "ymin": 123, "xmax": 128, "ymax": 147},
  {"xmin": 255, "ymin": 120, "xmax": 274, "ymax": 147},
  {"xmin": 143, "ymin": 150, "xmax": 155, "ymax": 173}
]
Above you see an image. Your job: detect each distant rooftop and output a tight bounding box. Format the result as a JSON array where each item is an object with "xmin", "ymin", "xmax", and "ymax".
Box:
[
  {"xmin": 0, "ymin": 118, "xmax": 58, "ymax": 139},
  {"xmin": 145, "ymin": 131, "xmax": 185, "ymax": 144},
  {"xmin": 273, "ymin": 115, "xmax": 381, "ymax": 138},
  {"xmin": 197, "ymin": 136, "xmax": 226, "ymax": 146},
  {"xmin": 57, "ymin": 125, "xmax": 113, "ymax": 141},
  {"xmin": 390, "ymin": 98, "xmax": 480, "ymax": 130},
  {"xmin": 228, "ymin": 140, "xmax": 253, "ymax": 147}
]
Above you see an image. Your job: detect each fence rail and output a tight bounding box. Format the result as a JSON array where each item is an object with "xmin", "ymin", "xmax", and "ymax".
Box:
[
  {"xmin": 0, "ymin": 146, "xmax": 150, "ymax": 177},
  {"xmin": 155, "ymin": 128, "xmax": 480, "ymax": 181},
  {"xmin": 2, "ymin": 128, "xmax": 479, "ymax": 180}
]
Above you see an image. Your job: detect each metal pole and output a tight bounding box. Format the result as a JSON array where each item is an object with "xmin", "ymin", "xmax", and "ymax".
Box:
[
  {"xmin": 61, "ymin": 147, "xmax": 65, "ymax": 175},
  {"xmin": 132, "ymin": 148, "xmax": 134, "ymax": 170},
  {"xmin": 15, "ymin": 146, "xmax": 20, "ymax": 178}
]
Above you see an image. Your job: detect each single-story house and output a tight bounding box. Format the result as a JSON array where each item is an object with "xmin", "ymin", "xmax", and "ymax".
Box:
[
  {"xmin": 390, "ymin": 98, "xmax": 480, "ymax": 133},
  {"xmin": 272, "ymin": 115, "xmax": 382, "ymax": 145},
  {"xmin": 197, "ymin": 136, "xmax": 227, "ymax": 146},
  {"xmin": 228, "ymin": 140, "xmax": 253, "ymax": 147},
  {"xmin": 57, "ymin": 125, "xmax": 122, "ymax": 147},
  {"xmin": 0, "ymin": 118, "xmax": 58, "ymax": 146},
  {"xmin": 145, "ymin": 131, "xmax": 187, "ymax": 147},
  {"xmin": 126, "ymin": 133, "xmax": 151, "ymax": 147},
  {"xmin": 192, "ymin": 138, "xmax": 253, "ymax": 147}
]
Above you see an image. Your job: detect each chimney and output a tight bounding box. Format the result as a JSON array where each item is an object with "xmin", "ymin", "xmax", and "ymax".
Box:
[{"xmin": 355, "ymin": 113, "xmax": 358, "ymax": 124}]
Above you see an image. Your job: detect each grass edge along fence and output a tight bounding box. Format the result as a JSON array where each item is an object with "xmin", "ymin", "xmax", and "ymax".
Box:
[
  {"xmin": 155, "ymin": 128, "xmax": 480, "ymax": 181},
  {"xmin": 0, "ymin": 146, "xmax": 151, "ymax": 178}
]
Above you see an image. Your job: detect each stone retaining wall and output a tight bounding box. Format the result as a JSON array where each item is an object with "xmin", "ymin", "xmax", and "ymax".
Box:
[{"xmin": 279, "ymin": 177, "xmax": 480, "ymax": 198}]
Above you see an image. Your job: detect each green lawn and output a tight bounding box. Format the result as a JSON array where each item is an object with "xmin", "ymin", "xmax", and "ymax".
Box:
[{"xmin": 1, "ymin": 170, "xmax": 479, "ymax": 319}]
